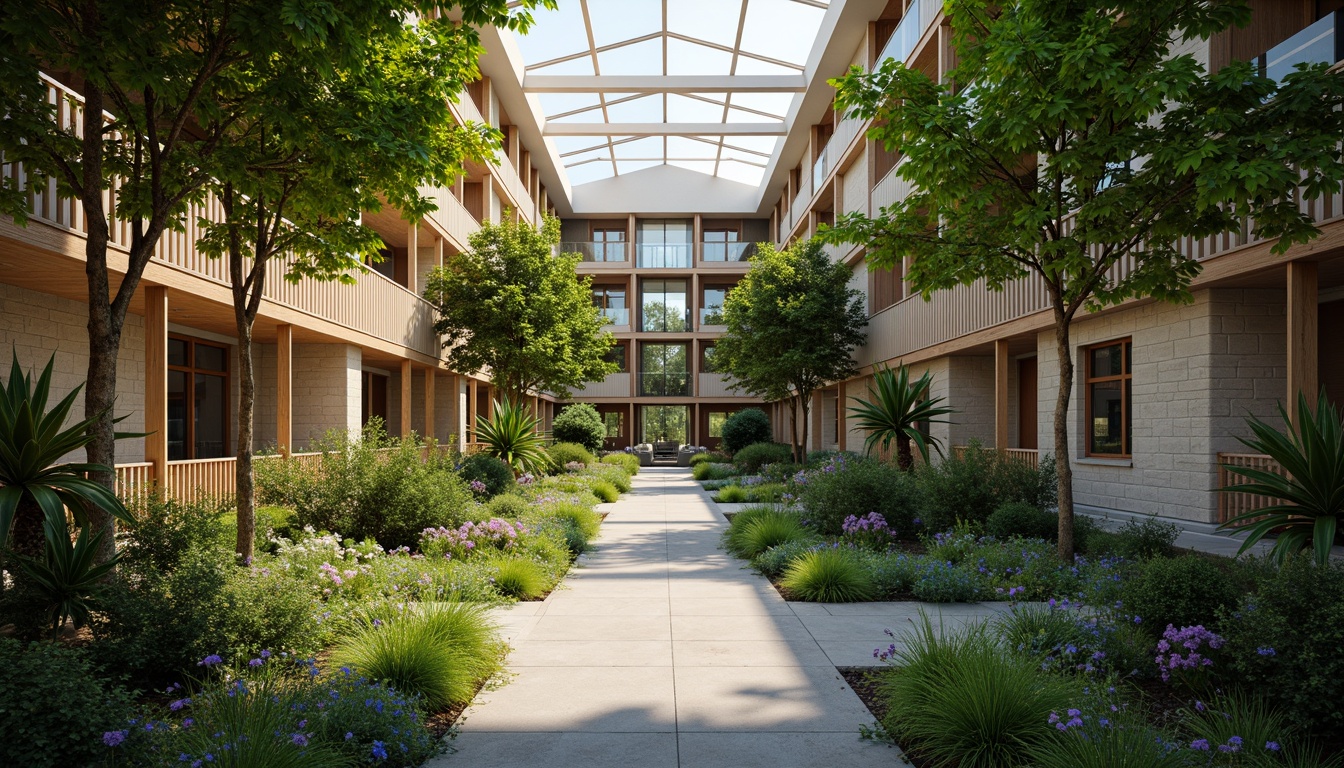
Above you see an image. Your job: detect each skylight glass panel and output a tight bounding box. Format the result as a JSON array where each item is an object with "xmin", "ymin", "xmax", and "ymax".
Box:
[
  {"xmin": 731, "ymin": 55, "xmax": 802, "ymax": 75},
  {"xmin": 616, "ymin": 160, "xmax": 663, "ymax": 175},
  {"xmin": 561, "ymin": 147, "xmax": 611, "ymax": 165},
  {"xmin": 726, "ymin": 107, "xmax": 782, "ymax": 124},
  {"xmin": 604, "ymin": 94, "xmax": 663, "ymax": 122},
  {"xmin": 596, "ymin": 38, "xmax": 664, "ymax": 76},
  {"xmin": 667, "ymin": 0, "xmax": 743, "ymax": 49},
  {"xmin": 666, "ymin": 94, "xmax": 728, "ymax": 123},
  {"xmin": 528, "ymin": 56, "xmax": 596, "ymax": 76},
  {"xmin": 720, "ymin": 146, "xmax": 770, "ymax": 164},
  {"xmin": 722, "ymin": 135, "xmax": 781, "ymax": 154},
  {"xmin": 716, "ymin": 161, "xmax": 766, "ymax": 186},
  {"xmin": 551, "ymin": 136, "xmax": 608, "ymax": 155},
  {"xmin": 538, "ymin": 93, "xmax": 604, "ymax": 118},
  {"xmin": 547, "ymin": 105, "xmax": 606, "ymax": 123},
  {"xmin": 669, "ymin": 160, "xmax": 719, "ymax": 175},
  {"xmin": 612, "ymin": 136, "xmax": 663, "ymax": 159},
  {"xmin": 514, "ymin": 4, "xmax": 589, "ymax": 65},
  {"xmin": 728, "ymin": 91, "xmax": 795, "ymax": 118},
  {"xmin": 739, "ymin": 0, "xmax": 827, "ymax": 66},
  {"xmin": 586, "ymin": 0, "xmax": 661, "ymax": 48},
  {"xmin": 666, "ymin": 136, "xmax": 717, "ymax": 156},
  {"xmin": 666, "ymin": 39, "xmax": 734, "ymax": 76},
  {"xmin": 564, "ymin": 162, "xmax": 616, "ymax": 186}
]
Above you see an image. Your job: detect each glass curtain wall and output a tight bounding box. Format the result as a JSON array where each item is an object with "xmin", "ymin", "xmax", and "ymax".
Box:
[
  {"xmin": 639, "ymin": 343, "xmax": 689, "ymax": 396},
  {"xmin": 636, "ymin": 219, "xmax": 692, "ymax": 268},
  {"xmin": 641, "ymin": 280, "xmax": 689, "ymax": 332}
]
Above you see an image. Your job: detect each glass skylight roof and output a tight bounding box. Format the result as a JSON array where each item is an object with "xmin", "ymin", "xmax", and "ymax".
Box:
[{"xmin": 512, "ymin": 0, "xmax": 831, "ymax": 188}]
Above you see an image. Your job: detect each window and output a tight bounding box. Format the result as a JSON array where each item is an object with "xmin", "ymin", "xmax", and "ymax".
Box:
[
  {"xmin": 640, "ymin": 279, "xmax": 689, "ymax": 332},
  {"xmin": 592, "ymin": 284, "xmax": 628, "ymax": 325},
  {"xmin": 593, "ymin": 227, "xmax": 626, "ymax": 262},
  {"xmin": 639, "ymin": 343, "xmax": 689, "ymax": 396},
  {"xmin": 700, "ymin": 286, "xmax": 728, "ymax": 326},
  {"xmin": 702, "ymin": 229, "xmax": 740, "ymax": 262},
  {"xmin": 701, "ymin": 343, "xmax": 721, "ymax": 374},
  {"xmin": 708, "ymin": 411, "xmax": 728, "ymax": 438},
  {"xmin": 604, "ymin": 411, "xmax": 624, "ymax": 438},
  {"xmin": 603, "ymin": 342, "xmax": 628, "ymax": 372},
  {"xmin": 1085, "ymin": 339, "xmax": 1132, "ymax": 457},
  {"xmin": 167, "ymin": 336, "xmax": 230, "ymax": 460},
  {"xmin": 636, "ymin": 219, "xmax": 692, "ymax": 268}
]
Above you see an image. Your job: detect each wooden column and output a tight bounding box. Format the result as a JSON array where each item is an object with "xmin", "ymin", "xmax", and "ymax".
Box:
[
  {"xmin": 812, "ymin": 391, "xmax": 825, "ymax": 450},
  {"xmin": 995, "ymin": 338, "xmax": 1010, "ymax": 450},
  {"xmin": 1287, "ymin": 261, "xmax": 1318, "ymax": 422},
  {"xmin": 836, "ymin": 380, "xmax": 847, "ymax": 452},
  {"xmin": 406, "ymin": 221, "xmax": 419, "ymax": 295},
  {"xmin": 692, "ymin": 402, "xmax": 700, "ymax": 446},
  {"xmin": 400, "ymin": 359, "xmax": 413, "ymax": 438},
  {"xmin": 277, "ymin": 324, "xmax": 293, "ymax": 456},
  {"xmin": 468, "ymin": 378, "xmax": 479, "ymax": 443},
  {"xmin": 145, "ymin": 286, "xmax": 169, "ymax": 484},
  {"xmin": 629, "ymin": 402, "xmax": 637, "ymax": 445},
  {"xmin": 424, "ymin": 367, "xmax": 436, "ymax": 443},
  {"xmin": 532, "ymin": 394, "xmax": 539, "ymax": 431}
]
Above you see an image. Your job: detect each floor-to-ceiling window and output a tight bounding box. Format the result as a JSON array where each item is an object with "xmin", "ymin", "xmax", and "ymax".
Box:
[
  {"xmin": 641, "ymin": 405, "xmax": 688, "ymax": 444},
  {"xmin": 636, "ymin": 219, "xmax": 692, "ymax": 268},
  {"xmin": 640, "ymin": 279, "xmax": 689, "ymax": 332},
  {"xmin": 166, "ymin": 336, "xmax": 229, "ymax": 460},
  {"xmin": 639, "ymin": 343, "xmax": 689, "ymax": 396}
]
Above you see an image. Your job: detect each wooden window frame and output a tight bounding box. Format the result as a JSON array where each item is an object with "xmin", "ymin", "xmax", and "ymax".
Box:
[
  {"xmin": 167, "ymin": 334, "xmax": 231, "ymax": 460},
  {"xmin": 1084, "ymin": 338, "xmax": 1132, "ymax": 459}
]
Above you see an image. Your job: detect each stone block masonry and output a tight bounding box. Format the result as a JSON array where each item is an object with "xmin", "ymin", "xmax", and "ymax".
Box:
[{"xmin": 291, "ymin": 343, "xmax": 362, "ymax": 450}]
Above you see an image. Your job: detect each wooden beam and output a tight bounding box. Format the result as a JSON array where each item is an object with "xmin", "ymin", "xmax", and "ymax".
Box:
[
  {"xmin": 468, "ymin": 378, "xmax": 479, "ymax": 443},
  {"xmin": 145, "ymin": 286, "xmax": 168, "ymax": 485},
  {"xmin": 995, "ymin": 339, "xmax": 1010, "ymax": 450},
  {"xmin": 400, "ymin": 359, "xmax": 413, "ymax": 438},
  {"xmin": 424, "ymin": 367, "xmax": 436, "ymax": 443},
  {"xmin": 406, "ymin": 221, "xmax": 419, "ymax": 295},
  {"xmin": 277, "ymin": 324, "xmax": 292, "ymax": 456},
  {"xmin": 836, "ymin": 380, "xmax": 846, "ymax": 452},
  {"xmin": 1287, "ymin": 260, "xmax": 1319, "ymax": 421}
]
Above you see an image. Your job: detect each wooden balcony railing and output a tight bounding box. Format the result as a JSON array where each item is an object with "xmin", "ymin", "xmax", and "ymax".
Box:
[
  {"xmin": 951, "ymin": 445, "xmax": 1041, "ymax": 469},
  {"xmin": 1217, "ymin": 452, "xmax": 1286, "ymax": 525},
  {"xmin": 8, "ymin": 74, "xmax": 443, "ymax": 358}
]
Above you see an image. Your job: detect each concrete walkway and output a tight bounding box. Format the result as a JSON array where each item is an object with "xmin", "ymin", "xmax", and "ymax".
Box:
[{"xmin": 432, "ymin": 467, "xmax": 1005, "ymax": 767}]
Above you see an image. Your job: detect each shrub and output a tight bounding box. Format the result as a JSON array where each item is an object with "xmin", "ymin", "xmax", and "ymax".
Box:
[
  {"xmin": 551, "ymin": 403, "xmax": 606, "ymax": 453},
  {"xmin": 721, "ymin": 407, "xmax": 772, "ymax": 453},
  {"xmin": 589, "ymin": 478, "xmax": 620, "ymax": 503},
  {"xmin": 601, "ymin": 452, "xmax": 641, "ymax": 475},
  {"xmin": 1122, "ymin": 554, "xmax": 1242, "ymax": 633},
  {"xmin": 779, "ymin": 549, "xmax": 877, "ymax": 602},
  {"xmin": 853, "ymin": 551, "xmax": 920, "ymax": 596},
  {"xmin": 1028, "ymin": 709, "xmax": 1181, "ymax": 768},
  {"xmin": 911, "ymin": 559, "xmax": 981, "ymax": 602},
  {"xmin": 583, "ymin": 464, "xmax": 632, "ymax": 493},
  {"xmin": 732, "ymin": 442, "xmax": 793, "ymax": 473},
  {"xmin": 716, "ymin": 485, "xmax": 749, "ymax": 503},
  {"xmin": 547, "ymin": 441, "xmax": 595, "ymax": 470},
  {"xmin": 0, "ymin": 639, "xmax": 134, "ymax": 768},
  {"xmin": 1094, "ymin": 517, "xmax": 1180, "ymax": 560},
  {"xmin": 256, "ymin": 425, "xmax": 474, "ymax": 549},
  {"xmin": 726, "ymin": 511, "xmax": 808, "ymax": 559},
  {"xmin": 985, "ymin": 501, "xmax": 1057, "ymax": 542},
  {"xmin": 492, "ymin": 558, "xmax": 549, "ymax": 599},
  {"xmin": 487, "ymin": 493, "xmax": 530, "ymax": 519},
  {"xmin": 995, "ymin": 603, "xmax": 1154, "ymax": 678},
  {"xmin": 797, "ymin": 455, "xmax": 921, "ymax": 536},
  {"xmin": 693, "ymin": 461, "xmax": 737, "ymax": 481},
  {"xmin": 879, "ymin": 615, "xmax": 1084, "ymax": 768},
  {"xmin": 916, "ymin": 444, "xmax": 1056, "ymax": 531},
  {"xmin": 751, "ymin": 538, "xmax": 823, "ymax": 579},
  {"xmin": 332, "ymin": 602, "xmax": 499, "ymax": 710},
  {"xmin": 213, "ymin": 565, "xmax": 325, "ymax": 661},
  {"xmin": 538, "ymin": 502, "xmax": 602, "ymax": 550},
  {"xmin": 458, "ymin": 451, "xmax": 516, "ymax": 498},
  {"xmin": 1221, "ymin": 556, "xmax": 1344, "ymax": 735}
]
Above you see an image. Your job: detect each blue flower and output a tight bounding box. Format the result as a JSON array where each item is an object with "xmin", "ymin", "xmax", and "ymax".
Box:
[
  {"xmin": 103, "ymin": 730, "xmax": 127, "ymax": 747},
  {"xmin": 1256, "ymin": 647, "xmax": 1277, "ymax": 656},
  {"xmin": 198, "ymin": 654, "xmax": 224, "ymax": 667},
  {"xmin": 372, "ymin": 741, "xmax": 388, "ymax": 760},
  {"xmin": 1191, "ymin": 739, "xmax": 1210, "ymax": 751},
  {"xmin": 291, "ymin": 734, "xmax": 309, "ymax": 747},
  {"xmin": 1266, "ymin": 741, "xmax": 1281, "ymax": 752}
]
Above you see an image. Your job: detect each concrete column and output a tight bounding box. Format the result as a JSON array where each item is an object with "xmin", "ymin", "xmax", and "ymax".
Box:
[
  {"xmin": 276, "ymin": 324, "xmax": 292, "ymax": 455},
  {"xmin": 145, "ymin": 286, "xmax": 168, "ymax": 483},
  {"xmin": 1287, "ymin": 261, "xmax": 1318, "ymax": 421},
  {"xmin": 468, "ymin": 378, "xmax": 479, "ymax": 443},
  {"xmin": 995, "ymin": 339, "xmax": 1010, "ymax": 450}
]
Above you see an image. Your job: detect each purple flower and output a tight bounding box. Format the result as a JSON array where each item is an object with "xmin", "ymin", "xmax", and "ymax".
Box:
[
  {"xmin": 1191, "ymin": 739, "xmax": 1210, "ymax": 751},
  {"xmin": 169, "ymin": 698, "xmax": 190, "ymax": 711},
  {"xmin": 248, "ymin": 658, "xmax": 263, "ymax": 667},
  {"xmin": 372, "ymin": 741, "xmax": 389, "ymax": 760},
  {"xmin": 1256, "ymin": 647, "xmax": 1276, "ymax": 656},
  {"xmin": 260, "ymin": 649, "xmax": 272, "ymax": 658},
  {"xmin": 291, "ymin": 733, "xmax": 309, "ymax": 747},
  {"xmin": 197, "ymin": 654, "xmax": 223, "ymax": 667},
  {"xmin": 1266, "ymin": 741, "xmax": 1281, "ymax": 752},
  {"xmin": 103, "ymin": 730, "xmax": 127, "ymax": 747}
]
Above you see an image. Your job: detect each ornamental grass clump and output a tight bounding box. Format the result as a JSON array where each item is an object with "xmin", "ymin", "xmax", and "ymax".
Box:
[
  {"xmin": 589, "ymin": 478, "xmax": 619, "ymax": 503},
  {"xmin": 332, "ymin": 602, "xmax": 499, "ymax": 710},
  {"xmin": 600, "ymin": 452, "xmax": 641, "ymax": 475},
  {"xmin": 491, "ymin": 558, "xmax": 549, "ymax": 600},
  {"xmin": 779, "ymin": 548, "xmax": 877, "ymax": 602},
  {"xmin": 879, "ymin": 614, "xmax": 1084, "ymax": 768},
  {"xmin": 716, "ymin": 485, "xmax": 749, "ymax": 503},
  {"xmin": 726, "ymin": 510, "xmax": 808, "ymax": 559}
]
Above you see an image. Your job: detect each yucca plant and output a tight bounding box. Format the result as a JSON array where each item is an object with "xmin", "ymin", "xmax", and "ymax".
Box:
[
  {"xmin": 13, "ymin": 516, "xmax": 119, "ymax": 631},
  {"xmin": 476, "ymin": 397, "xmax": 550, "ymax": 476},
  {"xmin": 0, "ymin": 353, "xmax": 135, "ymax": 568},
  {"xmin": 1220, "ymin": 390, "xmax": 1344, "ymax": 566},
  {"xmin": 848, "ymin": 364, "xmax": 955, "ymax": 470}
]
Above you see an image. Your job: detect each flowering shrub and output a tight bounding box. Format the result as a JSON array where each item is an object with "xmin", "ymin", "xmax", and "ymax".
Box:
[
  {"xmin": 795, "ymin": 455, "xmax": 920, "ymax": 535},
  {"xmin": 420, "ymin": 518, "xmax": 527, "ymax": 560},
  {"xmin": 1155, "ymin": 624, "xmax": 1223, "ymax": 688},
  {"xmin": 841, "ymin": 512, "xmax": 897, "ymax": 550},
  {"xmin": 103, "ymin": 655, "xmax": 439, "ymax": 768},
  {"xmin": 911, "ymin": 560, "xmax": 982, "ymax": 602}
]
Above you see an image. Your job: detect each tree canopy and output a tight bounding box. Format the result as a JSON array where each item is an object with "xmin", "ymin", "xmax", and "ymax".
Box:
[
  {"xmin": 426, "ymin": 216, "xmax": 617, "ymax": 400},
  {"xmin": 822, "ymin": 0, "xmax": 1344, "ymax": 558},
  {"xmin": 715, "ymin": 239, "xmax": 867, "ymax": 462}
]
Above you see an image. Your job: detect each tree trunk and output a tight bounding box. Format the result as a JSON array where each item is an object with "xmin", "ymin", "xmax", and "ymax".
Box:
[
  {"xmin": 797, "ymin": 391, "xmax": 811, "ymax": 465},
  {"xmin": 234, "ymin": 308, "xmax": 257, "ymax": 564},
  {"xmin": 896, "ymin": 433, "xmax": 913, "ymax": 471},
  {"xmin": 79, "ymin": 77, "xmax": 118, "ymax": 565},
  {"xmin": 788, "ymin": 396, "xmax": 801, "ymax": 463},
  {"xmin": 1053, "ymin": 314, "xmax": 1077, "ymax": 561}
]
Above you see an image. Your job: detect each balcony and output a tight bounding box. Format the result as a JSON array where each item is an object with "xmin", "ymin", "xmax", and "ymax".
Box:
[
  {"xmin": 598, "ymin": 306, "xmax": 630, "ymax": 326},
  {"xmin": 638, "ymin": 372, "xmax": 691, "ymax": 397},
  {"xmin": 877, "ymin": 0, "xmax": 940, "ymax": 69},
  {"xmin": 562, "ymin": 241, "xmax": 629, "ymax": 263},
  {"xmin": 700, "ymin": 241, "xmax": 757, "ymax": 263},
  {"xmin": 698, "ymin": 373, "xmax": 740, "ymax": 398},
  {"xmin": 1259, "ymin": 11, "xmax": 1342, "ymax": 83},
  {"xmin": 571, "ymin": 372, "xmax": 632, "ymax": 398},
  {"xmin": 699, "ymin": 308, "xmax": 726, "ymax": 327},
  {"xmin": 812, "ymin": 150, "xmax": 830, "ymax": 191},
  {"xmin": 636, "ymin": 243, "xmax": 692, "ymax": 269}
]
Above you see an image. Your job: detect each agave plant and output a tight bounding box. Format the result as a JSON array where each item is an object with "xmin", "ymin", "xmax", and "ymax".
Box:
[
  {"xmin": 13, "ymin": 516, "xmax": 120, "ymax": 631},
  {"xmin": 476, "ymin": 397, "xmax": 550, "ymax": 475},
  {"xmin": 0, "ymin": 353, "xmax": 135, "ymax": 565},
  {"xmin": 1221, "ymin": 391, "xmax": 1344, "ymax": 566},
  {"xmin": 848, "ymin": 364, "xmax": 955, "ymax": 470}
]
